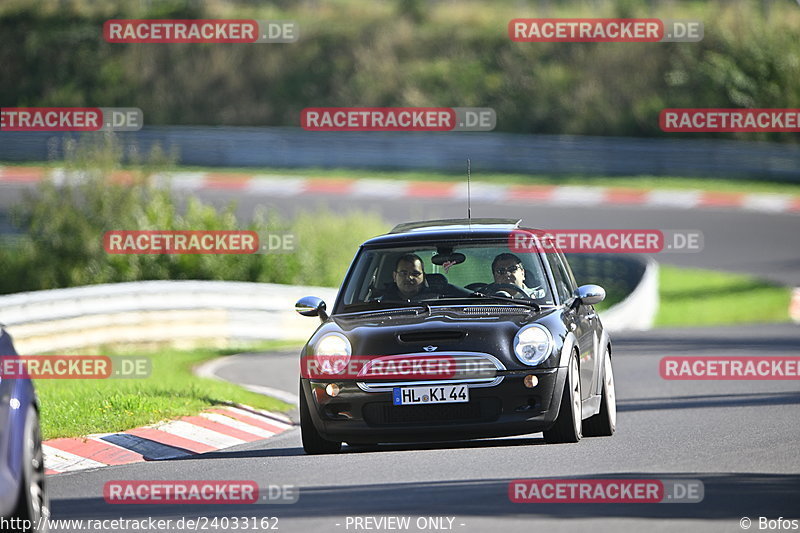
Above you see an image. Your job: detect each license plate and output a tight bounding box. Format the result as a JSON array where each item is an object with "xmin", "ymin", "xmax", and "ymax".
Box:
[{"xmin": 392, "ymin": 384, "xmax": 469, "ymax": 405}]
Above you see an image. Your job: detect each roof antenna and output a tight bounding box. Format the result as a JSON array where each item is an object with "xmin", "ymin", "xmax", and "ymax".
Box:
[{"xmin": 467, "ymin": 158, "xmax": 472, "ymax": 228}]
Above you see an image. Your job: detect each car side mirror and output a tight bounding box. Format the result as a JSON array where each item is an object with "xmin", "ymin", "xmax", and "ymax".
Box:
[
  {"xmin": 295, "ymin": 296, "xmax": 329, "ymax": 320},
  {"xmin": 573, "ymin": 284, "xmax": 606, "ymax": 307}
]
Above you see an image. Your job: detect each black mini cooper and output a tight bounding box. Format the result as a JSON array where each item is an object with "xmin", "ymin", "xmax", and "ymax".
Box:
[{"xmin": 295, "ymin": 219, "xmax": 616, "ymax": 454}]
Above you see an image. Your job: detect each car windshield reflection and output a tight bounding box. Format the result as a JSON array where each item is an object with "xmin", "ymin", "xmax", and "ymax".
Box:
[{"xmin": 336, "ymin": 242, "xmax": 554, "ymax": 314}]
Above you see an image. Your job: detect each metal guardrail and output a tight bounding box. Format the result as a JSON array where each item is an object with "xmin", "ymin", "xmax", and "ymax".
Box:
[
  {"xmin": 0, "ymin": 281, "xmax": 338, "ymax": 354},
  {"xmin": 1, "ymin": 126, "xmax": 799, "ymax": 180}
]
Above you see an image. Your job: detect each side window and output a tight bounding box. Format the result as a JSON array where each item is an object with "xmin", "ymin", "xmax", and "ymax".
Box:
[
  {"xmin": 556, "ymin": 252, "xmax": 578, "ymax": 293},
  {"xmin": 546, "ymin": 253, "xmax": 573, "ymax": 304},
  {"xmin": 342, "ymin": 251, "xmax": 376, "ymax": 304}
]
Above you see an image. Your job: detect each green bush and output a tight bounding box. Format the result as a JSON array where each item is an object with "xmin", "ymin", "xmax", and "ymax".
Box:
[{"xmin": 0, "ymin": 134, "xmax": 389, "ymax": 294}]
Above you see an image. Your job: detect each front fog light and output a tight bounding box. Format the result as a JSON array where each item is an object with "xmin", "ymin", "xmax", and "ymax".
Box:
[
  {"xmin": 523, "ymin": 375, "xmax": 539, "ymax": 388},
  {"xmin": 325, "ymin": 383, "xmax": 341, "ymax": 397},
  {"xmin": 513, "ymin": 324, "xmax": 554, "ymax": 366}
]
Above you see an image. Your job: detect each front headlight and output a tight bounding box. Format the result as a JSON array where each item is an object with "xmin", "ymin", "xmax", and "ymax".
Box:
[
  {"xmin": 314, "ymin": 332, "xmax": 352, "ymax": 375},
  {"xmin": 513, "ymin": 324, "xmax": 554, "ymax": 366}
]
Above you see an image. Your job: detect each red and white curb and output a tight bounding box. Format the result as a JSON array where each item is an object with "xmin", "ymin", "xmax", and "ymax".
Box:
[
  {"xmin": 1, "ymin": 166, "xmax": 799, "ymax": 215},
  {"xmin": 42, "ymin": 405, "xmax": 293, "ymax": 475}
]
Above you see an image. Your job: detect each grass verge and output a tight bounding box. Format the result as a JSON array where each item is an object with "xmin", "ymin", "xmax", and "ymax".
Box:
[
  {"xmin": 35, "ymin": 340, "xmax": 303, "ymax": 440},
  {"xmin": 655, "ymin": 265, "xmax": 791, "ymax": 327}
]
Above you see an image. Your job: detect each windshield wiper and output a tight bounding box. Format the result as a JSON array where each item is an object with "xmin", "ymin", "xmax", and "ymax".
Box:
[
  {"xmin": 417, "ymin": 295, "xmax": 540, "ymax": 312},
  {"xmin": 467, "ymin": 292, "xmax": 540, "ymax": 312},
  {"xmin": 340, "ymin": 304, "xmax": 431, "ymax": 318}
]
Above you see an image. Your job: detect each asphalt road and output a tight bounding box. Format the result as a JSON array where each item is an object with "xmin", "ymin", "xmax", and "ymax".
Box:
[
  {"xmin": 47, "ymin": 323, "xmax": 800, "ymax": 533},
  {"xmin": 1, "ymin": 182, "xmax": 799, "ymax": 285}
]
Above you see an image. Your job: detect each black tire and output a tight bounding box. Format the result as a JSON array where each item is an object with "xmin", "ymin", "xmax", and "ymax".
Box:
[
  {"xmin": 12, "ymin": 406, "xmax": 49, "ymax": 533},
  {"xmin": 543, "ymin": 352, "xmax": 582, "ymax": 444},
  {"xmin": 299, "ymin": 382, "xmax": 341, "ymax": 454},
  {"xmin": 583, "ymin": 353, "xmax": 617, "ymax": 437}
]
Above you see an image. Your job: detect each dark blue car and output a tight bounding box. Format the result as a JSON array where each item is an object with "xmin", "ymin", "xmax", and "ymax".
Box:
[{"xmin": 0, "ymin": 327, "xmax": 48, "ymax": 532}]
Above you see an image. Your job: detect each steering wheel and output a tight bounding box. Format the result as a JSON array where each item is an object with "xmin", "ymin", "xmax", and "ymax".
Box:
[{"xmin": 474, "ymin": 282, "xmax": 530, "ymax": 299}]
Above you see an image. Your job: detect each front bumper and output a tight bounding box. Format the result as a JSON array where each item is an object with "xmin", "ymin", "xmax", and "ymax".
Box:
[{"xmin": 301, "ymin": 367, "xmax": 568, "ymax": 443}]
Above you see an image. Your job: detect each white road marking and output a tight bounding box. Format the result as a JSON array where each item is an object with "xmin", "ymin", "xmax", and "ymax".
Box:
[
  {"xmin": 200, "ymin": 412, "xmax": 277, "ymax": 438},
  {"xmin": 155, "ymin": 420, "xmax": 246, "ymax": 448},
  {"xmin": 741, "ymin": 194, "xmax": 793, "ymax": 213},
  {"xmin": 223, "ymin": 405, "xmax": 294, "ymax": 429},
  {"xmin": 646, "ymin": 190, "xmax": 702, "ymax": 208},
  {"xmin": 42, "ymin": 445, "xmax": 107, "ymax": 473},
  {"xmin": 245, "ymin": 176, "xmax": 306, "ymax": 196},
  {"xmin": 351, "ymin": 179, "xmax": 409, "ymax": 198},
  {"xmin": 551, "ymin": 186, "xmax": 605, "ymax": 205}
]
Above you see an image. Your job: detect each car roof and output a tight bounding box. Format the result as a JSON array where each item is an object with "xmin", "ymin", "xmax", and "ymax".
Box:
[
  {"xmin": 389, "ymin": 218, "xmax": 522, "ymax": 233},
  {"xmin": 363, "ymin": 218, "xmax": 545, "ymax": 247}
]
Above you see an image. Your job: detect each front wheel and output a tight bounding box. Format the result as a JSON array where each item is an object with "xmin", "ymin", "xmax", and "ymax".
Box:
[
  {"xmin": 299, "ymin": 382, "xmax": 342, "ymax": 455},
  {"xmin": 583, "ymin": 353, "xmax": 617, "ymax": 437},
  {"xmin": 543, "ymin": 352, "xmax": 582, "ymax": 444},
  {"xmin": 13, "ymin": 406, "xmax": 49, "ymax": 532}
]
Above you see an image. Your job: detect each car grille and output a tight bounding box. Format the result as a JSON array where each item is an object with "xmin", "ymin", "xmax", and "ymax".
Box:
[{"xmin": 362, "ymin": 398, "xmax": 502, "ymax": 426}]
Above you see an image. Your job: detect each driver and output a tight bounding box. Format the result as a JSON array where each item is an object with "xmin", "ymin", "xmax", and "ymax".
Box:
[
  {"xmin": 378, "ymin": 254, "xmax": 440, "ymax": 302},
  {"xmin": 491, "ymin": 253, "xmax": 546, "ymax": 298}
]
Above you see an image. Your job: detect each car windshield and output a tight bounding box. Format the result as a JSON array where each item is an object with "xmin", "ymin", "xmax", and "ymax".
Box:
[{"xmin": 336, "ymin": 240, "xmax": 555, "ymax": 313}]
